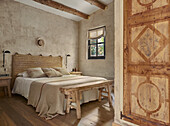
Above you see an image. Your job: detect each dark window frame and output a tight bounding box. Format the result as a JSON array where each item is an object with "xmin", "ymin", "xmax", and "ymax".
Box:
[{"xmin": 88, "ymin": 26, "xmax": 106, "ymax": 59}]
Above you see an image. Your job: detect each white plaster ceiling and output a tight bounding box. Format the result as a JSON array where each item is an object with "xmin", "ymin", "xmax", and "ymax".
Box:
[{"xmin": 14, "ymin": 0, "xmax": 113, "ymax": 21}]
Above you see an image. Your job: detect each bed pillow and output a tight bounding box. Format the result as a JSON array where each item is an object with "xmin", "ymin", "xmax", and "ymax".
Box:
[
  {"xmin": 17, "ymin": 71, "xmax": 29, "ymax": 77},
  {"xmin": 53, "ymin": 67, "xmax": 70, "ymax": 75},
  {"xmin": 27, "ymin": 67, "xmax": 46, "ymax": 78},
  {"xmin": 42, "ymin": 68, "xmax": 62, "ymax": 77}
]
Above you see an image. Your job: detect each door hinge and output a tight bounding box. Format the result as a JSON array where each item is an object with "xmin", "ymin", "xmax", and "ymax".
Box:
[{"xmin": 120, "ymin": 111, "xmax": 133, "ymax": 120}]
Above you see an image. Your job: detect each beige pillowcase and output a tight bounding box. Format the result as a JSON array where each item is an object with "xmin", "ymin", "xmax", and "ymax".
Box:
[
  {"xmin": 27, "ymin": 67, "xmax": 46, "ymax": 78},
  {"xmin": 53, "ymin": 67, "xmax": 70, "ymax": 75},
  {"xmin": 42, "ymin": 68, "xmax": 62, "ymax": 77}
]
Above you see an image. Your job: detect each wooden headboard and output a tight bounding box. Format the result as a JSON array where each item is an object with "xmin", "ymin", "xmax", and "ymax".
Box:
[{"xmin": 12, "ymin": 54, "xmax": 62, "ymax": 88}]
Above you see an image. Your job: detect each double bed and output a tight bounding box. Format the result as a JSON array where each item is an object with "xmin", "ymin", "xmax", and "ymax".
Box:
[{"xmin": 11, "ymin": 54, "xmax": 112, "ymax": 119}]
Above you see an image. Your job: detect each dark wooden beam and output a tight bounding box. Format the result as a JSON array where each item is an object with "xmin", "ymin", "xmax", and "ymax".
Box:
[
  {"xmin": 85, "ymin": 0, "xmax": 106, "ymax": 10},
  {"xmin": 33, "ymin": 0, "xmax": 89, "ymax": 19}
]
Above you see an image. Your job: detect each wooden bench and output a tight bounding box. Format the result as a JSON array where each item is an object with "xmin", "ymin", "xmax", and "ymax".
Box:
[{"xmin": 60, "ymin": 80, "xmax": 113, "ymax": 119}]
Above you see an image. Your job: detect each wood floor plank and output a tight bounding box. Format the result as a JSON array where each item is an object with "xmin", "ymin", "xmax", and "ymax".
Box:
[
  {"xmin": 0, "ymin": 95, "xmax": 114, "ymax": 126},
  {"xmin": 9, "ymin": 100, "xmax": 51, "ymax": 126},
  {"xmin": 0, "ymin": 112, "xmax": 17, "ymax": 126},
  {"xmin": 0, "ymin": 99, "xmax": 33, "ymax": 126}
]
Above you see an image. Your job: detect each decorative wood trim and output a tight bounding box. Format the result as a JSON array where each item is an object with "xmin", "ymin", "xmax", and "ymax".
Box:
[
  {"xmin": 169, "ymin": 11, "xmax": 170, "ymax": 124},
  {"xmin": 84, "ymin": 0, "xmax": 106, "ymax": 9},
  {"xmin": 124, "ymin": 0, "xmax": 170, "ymax": 125},
  {"xmin": 137, "ymin": 0, "xmax": 156, "ymax": 7},
  {"xmin": 128, "ymin": 64, "xmax": 170, "ymax": 76},
  {"xmin": 128, "ymin": 5, "xmax": 170, "ymax": 27},
  {"xmin": 33, "ymin": 0, "xmax": 89, "ymax": 19},
  {"xmin": 123, "ymin": 0, "xmax": 132, "ymax": 118}
]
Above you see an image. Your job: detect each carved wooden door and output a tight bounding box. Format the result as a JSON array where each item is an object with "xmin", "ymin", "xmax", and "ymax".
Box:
[{"xmin": 123, "ymin": 0, "xmax": 170, "ymax": 125}]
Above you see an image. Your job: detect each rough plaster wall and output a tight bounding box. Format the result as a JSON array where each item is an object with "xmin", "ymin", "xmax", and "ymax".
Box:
[
  {"xmin": 78, "ymin": 2, "xmax": 114, "ymax": 80},
  {"xmin": 114, "ymin": 0, "xmax": 124, "ymax": 124},
  {"xmin": 0, "ymin": 0, "xmax": 79, "ymax": 75}
]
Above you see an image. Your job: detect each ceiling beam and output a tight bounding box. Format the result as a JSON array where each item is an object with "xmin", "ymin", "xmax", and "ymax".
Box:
[
  {"xmin": 33, "ymin": 0, "xmax": 89, "ymax": 19},
  {"xmin": 85, "ymin": 0, "xmax": 106, "ymax": 10}
]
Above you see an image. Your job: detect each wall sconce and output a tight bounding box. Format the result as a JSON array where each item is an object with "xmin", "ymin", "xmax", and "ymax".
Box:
[
  {"xmin": 66, "ymin": 54, "xmax": 71, "ymax": 68},
  {"xmin": 2, "ymin": 50, "xmax": 10, "ymax": 75}
]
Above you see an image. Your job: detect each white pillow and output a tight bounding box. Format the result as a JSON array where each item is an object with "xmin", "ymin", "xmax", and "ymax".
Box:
[{"xmin": 17, "ymin": 71, "xmax": 29, "ymax": 77}]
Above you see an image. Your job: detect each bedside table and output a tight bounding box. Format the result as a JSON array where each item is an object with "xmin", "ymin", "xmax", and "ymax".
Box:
[
  {"xmin": 70, "ymin": 72, "xmax": 82, "ymax": 76},
  {"xmin": 0, "ymin": 76, "xmax": 12, "ymax": 97}
]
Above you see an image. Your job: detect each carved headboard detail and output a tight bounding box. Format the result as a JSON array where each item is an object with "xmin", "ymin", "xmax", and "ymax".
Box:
[{"xmin": 12, "ymin": 54, "xmax": 62, "ymax": 88}]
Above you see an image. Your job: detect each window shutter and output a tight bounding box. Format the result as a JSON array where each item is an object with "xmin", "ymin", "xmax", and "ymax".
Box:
[{"xmin": 88, "ymin": 27, "xmax": 105, "ymax": 39}]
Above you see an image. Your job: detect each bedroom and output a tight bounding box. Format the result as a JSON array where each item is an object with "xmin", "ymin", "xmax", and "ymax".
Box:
[
  {"xmin": 0, "ymin": 0, "xmax": 114, "ymax": 126},
  {"xmin": 1, "ymin": 0, "xmax": 170, "ymax": 126}
]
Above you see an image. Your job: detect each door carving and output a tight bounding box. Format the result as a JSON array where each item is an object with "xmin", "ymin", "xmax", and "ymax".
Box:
[{"xmin": 123, "ymin": 0, "xmax": 170, "ymax": 125}]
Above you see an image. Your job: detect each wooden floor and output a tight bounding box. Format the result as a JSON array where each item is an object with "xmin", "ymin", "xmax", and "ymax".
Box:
[{"xmin": 0, "ymin": 95, "xmax": 114, "ymax": 126}]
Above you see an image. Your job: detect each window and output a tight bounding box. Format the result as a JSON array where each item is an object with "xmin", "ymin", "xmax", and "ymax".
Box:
[{"xmin": 88, "ymin": 26, "xmax": 106, "ymax": 59}]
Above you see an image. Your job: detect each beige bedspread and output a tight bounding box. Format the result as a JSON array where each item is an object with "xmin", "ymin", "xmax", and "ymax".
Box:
[{"xmin": 27, "ymin": 76, "xmax": 106, "ymax": 119}]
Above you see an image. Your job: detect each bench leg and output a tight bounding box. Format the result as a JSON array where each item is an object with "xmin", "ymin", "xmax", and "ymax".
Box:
[
  {"xmin": 66, "ymin": 95, "xmax": 71, "ymax": 113},
  {"xmin": 107, "ymin": 84, "xmax": 112, "ymax": 107},
  {"xmin": 75, "ymin": 90, "xmax": 81, "ymax": 119},
  {"xmin": 99, "ymin": 86, "xmax": 112, "ymax": 107},
  {"xmin": 98, "ymin": 88, "xmax": 102, "ymax": 102}
]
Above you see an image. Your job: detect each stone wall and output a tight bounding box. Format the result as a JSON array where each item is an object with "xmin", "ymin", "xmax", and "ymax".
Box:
[
  {"xmin": 0, "ymin": 0, "xmax": 79, "ymax": 75},
  {"xmin": 78, "ymin": 2, "xmax": 114, "ymax": 80}
]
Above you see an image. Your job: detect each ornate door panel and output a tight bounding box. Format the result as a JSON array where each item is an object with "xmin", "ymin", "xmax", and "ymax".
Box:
[{"xmin": 123, "ymin": 0, "xmax": 170, "ymax": 125}]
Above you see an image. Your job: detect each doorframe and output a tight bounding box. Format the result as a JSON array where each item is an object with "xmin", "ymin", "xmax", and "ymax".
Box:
[{"xmin": 114, "ymin": 0, "xmax": 137, "ymax": 125}]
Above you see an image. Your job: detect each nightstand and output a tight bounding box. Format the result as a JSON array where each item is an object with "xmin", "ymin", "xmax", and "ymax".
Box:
[
  {"xmin": 70, "ymin": 72, "xmax": 82, "ymax": 76},
  {"xmin": 0, "ymin": 76, "xmax": 12, "ymax": 97}
]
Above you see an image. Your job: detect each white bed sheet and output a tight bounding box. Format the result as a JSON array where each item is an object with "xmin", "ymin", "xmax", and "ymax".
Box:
[{"xmin": 12, "ymin": 75, "xmax": 76, "ymax": 99}]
